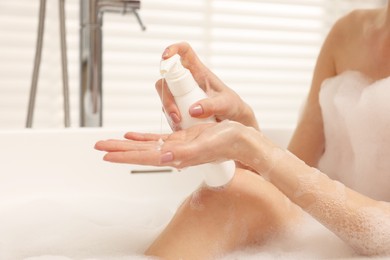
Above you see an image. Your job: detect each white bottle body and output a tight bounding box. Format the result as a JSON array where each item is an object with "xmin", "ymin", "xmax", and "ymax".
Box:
[
  {"xmin": 172, "ymin": 87, "xmax": 235, "ymax": 187},
  {"xmin": 173, "ymin": 86, "xmax": 214, "ymax": 128},
  {"xmin": 161, "ymin": 56, "xmax": 235, "ymax": 187}
]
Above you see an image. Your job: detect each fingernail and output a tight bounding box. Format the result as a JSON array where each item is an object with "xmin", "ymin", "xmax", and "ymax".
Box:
[
  {"xmin": 162, "ymin": 48, "xmax": 170, "ymax": 58},
  {"xmin": 190, "ymin": 105, "xmax": 203, "ymax": 117},
  {"xmin": 160, "ymin": 152, "xmax": 174, "ymax": 164},
  {"xmin": 94, "ymin": 141, "xmax": 102, "ymax": 150},
  {"xmin": 170, "ymin": 112, "xmax": 181, "ymax": 124},
  {"xmin": 103, "ymin": 153, "xmax": 111, "ymax": 161}
]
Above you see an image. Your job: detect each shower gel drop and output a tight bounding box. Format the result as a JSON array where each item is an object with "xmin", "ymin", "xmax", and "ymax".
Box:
[{"xmin": 160, "ymin": 54, "xmax": 235, "ymax": 187}]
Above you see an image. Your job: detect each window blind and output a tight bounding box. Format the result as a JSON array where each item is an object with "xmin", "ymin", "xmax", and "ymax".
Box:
[{"xmin": 0, "ymin": 0, "xmax": 384, "ymax": 130}]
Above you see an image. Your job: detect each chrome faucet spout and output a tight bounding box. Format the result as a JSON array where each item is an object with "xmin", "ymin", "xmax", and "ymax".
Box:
[{"xmin": 80, "ymin": 0, "xmax": 144, "ymax": 127}]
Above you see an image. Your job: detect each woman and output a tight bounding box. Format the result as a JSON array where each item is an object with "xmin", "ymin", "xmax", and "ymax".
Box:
[{"xmin": 95, "ymin": 3, "xmax": 390, "ymax": 259}]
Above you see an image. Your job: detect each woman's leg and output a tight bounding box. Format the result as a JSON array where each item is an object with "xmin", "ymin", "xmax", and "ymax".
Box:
[{"xmin": 145, "ymin": 168, "xmax": 303, "ymax": 260}]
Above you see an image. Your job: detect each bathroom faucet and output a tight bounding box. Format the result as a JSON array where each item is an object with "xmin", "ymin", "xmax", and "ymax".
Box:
[{"xmin": 80, "ymin": 0, "xmax": 146, "ymax": 127}]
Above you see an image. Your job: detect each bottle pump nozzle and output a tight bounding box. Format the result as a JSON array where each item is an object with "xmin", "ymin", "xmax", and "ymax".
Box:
[
  {"xmin": 159, "ymin": 54, "xmax": 198, "ymax": 97},
  {"xmin": 160, "ymin": 54, "xmax": 181, "ymax": 76}
]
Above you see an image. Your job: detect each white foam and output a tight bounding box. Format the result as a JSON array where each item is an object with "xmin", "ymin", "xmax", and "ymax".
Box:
[
  {"xmin": 189, "ymin": 188, "xmax": 205, "ymax": 211},
  {"xmin": 293, "ymin": 168, "xmax": 390, "ymax": 256},
  {"xmin": 251, "ymin": 146, "xmax": 287, "ymax": 180},
  {"xmin": 0, "ymin": 197, "xmax": 173, "ymax": 260},
  {"xmin": 1, "ymin": 196, "xmax": 388, "ymax": 259},
  {"xmin": 318, "ymin": 71, "xmax": 390, "ymax": 201},
  {"xmin": 156, "ymin": 138, "xmax": 164, "ymax": 151},
  {"xmin": 223, "ymin": 212, "xmax": 357, "ymax": 260}
]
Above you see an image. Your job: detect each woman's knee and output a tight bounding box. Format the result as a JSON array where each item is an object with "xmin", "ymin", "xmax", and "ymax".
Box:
[
  {"xmin": 179, "ymin": 169, "xmax": 263, "ymax": 214},
  {"xmin": 176, "ymin": 168, "xmax": 300, "ymax": 243}
]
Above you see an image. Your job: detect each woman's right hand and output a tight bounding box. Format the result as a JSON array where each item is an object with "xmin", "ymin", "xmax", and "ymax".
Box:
[
  {"xmin": 157, "ymin": 42, "xmax": 259, "ymax": 131},
  {"xmin": 95, "ymin": 120, "xmax": 264, "ymax": 171}
]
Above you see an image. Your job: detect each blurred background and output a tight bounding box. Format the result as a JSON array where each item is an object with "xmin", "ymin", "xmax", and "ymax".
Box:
[{"xmin": 0, "ymin": 0, "xmax": 385, "ymax": 130}]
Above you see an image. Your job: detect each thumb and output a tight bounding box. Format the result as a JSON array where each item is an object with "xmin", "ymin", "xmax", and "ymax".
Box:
[{"xmin": 189, "ymin": 98, "xmax": 218, "ymax": 119}]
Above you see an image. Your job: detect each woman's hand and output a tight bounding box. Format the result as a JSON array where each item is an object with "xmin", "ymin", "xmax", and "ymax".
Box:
[
  {"xmin": 158, "ymin": 42, "xmax": 259, "ymax": 131},
  {"xmin": 95, "ymin": 121, "xmax": 252, "ymax": 169}
]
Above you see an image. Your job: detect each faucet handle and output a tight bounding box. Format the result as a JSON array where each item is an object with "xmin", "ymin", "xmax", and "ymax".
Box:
[
  {"xmin": 129, "ymin": 8, "xmax": 146, "ymax": 31},
  {"xmin": 121, "ymin": 1, "xmax": 146, "ymax": 31},
  {"xmin": 99, "ymin": 0, "xmax": 146, "ymax": 31}
]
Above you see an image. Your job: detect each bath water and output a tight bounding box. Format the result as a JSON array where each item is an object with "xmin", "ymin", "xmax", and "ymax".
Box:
[
  {"xmin": 1, "ymin": 196, "xmax": 385, "ymax": 260},
  {"xmin": 0, "ymin": 197, "xmax": 172, "ymax": 260}
]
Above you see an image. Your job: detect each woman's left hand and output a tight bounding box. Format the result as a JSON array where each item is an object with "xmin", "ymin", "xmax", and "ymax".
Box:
[{"xmin": 95, "ymin": 121, "xmax": 249, "ymax": 169}]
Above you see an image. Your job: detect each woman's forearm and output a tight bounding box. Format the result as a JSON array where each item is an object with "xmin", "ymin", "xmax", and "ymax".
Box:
[{"xmin": 240, "ymin": 130, "xmax": 390, "ymax": 255}]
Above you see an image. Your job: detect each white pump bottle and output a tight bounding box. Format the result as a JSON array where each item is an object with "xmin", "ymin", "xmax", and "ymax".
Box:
[{"xmin": 160, "ymin": 54, "xmax": 235, "ymax": 187}]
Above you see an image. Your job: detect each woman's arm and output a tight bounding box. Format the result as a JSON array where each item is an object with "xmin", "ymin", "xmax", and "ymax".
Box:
[
  {"xmin": 281, "ymin": 17, "xmax": 390, "ymax": 255},
  {"xmin": 243, "ymin": 130, "xmax": 390, "ymax": 256},
  {"xmin": 287, "ymin": 17, "xmax": 341, "ymax": 166}
]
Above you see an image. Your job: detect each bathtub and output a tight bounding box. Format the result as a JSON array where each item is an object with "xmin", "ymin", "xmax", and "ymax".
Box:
[{"xmin": 0, "ymin": 127, "xmax": 371, "ymax": 259}]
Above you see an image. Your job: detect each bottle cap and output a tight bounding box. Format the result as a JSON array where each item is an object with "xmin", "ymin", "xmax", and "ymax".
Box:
[{"xmin": 160, "ymin": 54, "xmax": 197, "ymax": 96}]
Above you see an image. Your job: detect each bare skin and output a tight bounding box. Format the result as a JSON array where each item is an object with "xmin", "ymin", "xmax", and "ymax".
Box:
[{"xmin": 95, "ymin": 4, "xmax": 390, "ymax": 259}]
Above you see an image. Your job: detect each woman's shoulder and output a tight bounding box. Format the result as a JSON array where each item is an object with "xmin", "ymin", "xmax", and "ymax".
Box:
[{"xmin": 329, "ymin": 8, "xmax": 381, "ymax": 40}]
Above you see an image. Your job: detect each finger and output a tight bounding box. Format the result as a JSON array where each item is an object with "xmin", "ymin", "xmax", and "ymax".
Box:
[
  {"xmin": 163, "ymin": 109, "xmax": 182, "ymax": 131},
  {"xmin": 189, "ymin": 96, "xmax": 230, "ymax": 121},
  {"xmin": 161, "ymin": 42, "xmax": 206, "ymax": 81},
  {"xmin": 189, "ymin": 99, "xmax": 213, "ymax": 119},
  {"xmin": 103, "ymin": 150, "xmax": 161, "ymax": 165},
  {"xmin": 155, "ymin": 78, "xmax": 181, "ymax": 126},
  {"xmin": 159, "ymin": 138, "xmax": 213, "ymax": 168},
  {"xmin": 162, "ymin": 42, "xmax": 196, "ymax": 64},
  {"xmin": 95, "ymin": 139, "xmax": 160, "ymax": 152},
  {"xmin": 124, "ymin": 132, "xmax": 168, "ymax": 141}
]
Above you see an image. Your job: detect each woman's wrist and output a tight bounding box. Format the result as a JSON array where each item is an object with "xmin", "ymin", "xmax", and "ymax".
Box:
[{"xmin": 233, "ymin": 125, "xmax": 275, "ymax": 174}]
